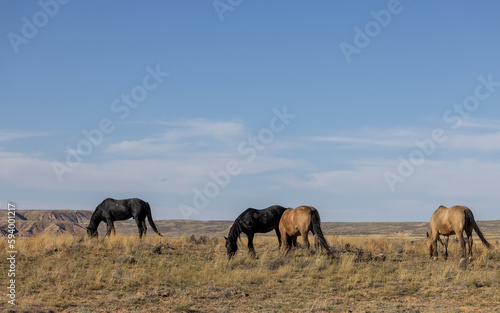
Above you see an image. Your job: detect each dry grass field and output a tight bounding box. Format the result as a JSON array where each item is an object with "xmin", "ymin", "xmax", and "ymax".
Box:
[{"xmin": 1, "ymin": 229, "xmax": 500, "ymax": 312}]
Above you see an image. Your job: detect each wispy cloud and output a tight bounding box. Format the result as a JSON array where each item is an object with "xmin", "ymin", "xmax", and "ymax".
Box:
[
  {"xmin": 278, "ymin": 157, "xmax": 500, "ymax": 202},
  {"xmin": 0, "ymin": 130, "xmax": 54, "ymax": 142},
  {"xmin": 0, "ymin": 117, "xmax": 301, "ymax": 194},
  {"xmin": 461, "ymin": 118, "xmax": 500, "ymax": 130},
  {"xmin": 446, "ymin": 132, "xmax": 500, "ymax": 151},
  {"xmin": 280, "ymin": 158, "xmax": 392, "ymax": 194},
  {"xmin": 123, "ymin": 118, "xmax": 245, "ymax": 141},
  {"xmin": 105, "ymin": 138, "xmax": 188, "ymax": 156},
  {"xmin": 307, "ymin": 127, "xmax": 424, "ymax": 149},
  {"xmin": 306, "ymin": 121, "xmax": 500, "ymax": 154},
  {"xmin": 160, "ymin": 118, "xmax": 245, "ymax": 142},
  {"xmin": 4, "ymin": 118, "xmax": 500, "ymax": 221},
  {"xmin": 106, "ymin": 118, "xmax": 246, "ymax": 156}
]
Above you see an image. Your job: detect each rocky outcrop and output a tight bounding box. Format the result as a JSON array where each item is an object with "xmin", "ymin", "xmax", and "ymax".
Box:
[{"xmin": 0, "ymin": 210, "xmax": 92, "ymax": 236}]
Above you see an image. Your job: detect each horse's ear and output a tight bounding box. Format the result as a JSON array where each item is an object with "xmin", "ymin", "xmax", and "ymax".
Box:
[{"xmin": 223, "ymin": 236, "xmax": 227, "ymax": 240}]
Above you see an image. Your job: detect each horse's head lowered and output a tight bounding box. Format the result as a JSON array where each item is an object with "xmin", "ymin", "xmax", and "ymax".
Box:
[
  {"xmin": 224, "ymin": 236, "xmax": 238, "ymax": 258},
  {"xmin": 87, "ymin": 226, "xmax": 98, "ymax": 238}
]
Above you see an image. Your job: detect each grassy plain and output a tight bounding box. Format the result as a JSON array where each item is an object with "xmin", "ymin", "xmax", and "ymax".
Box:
[{"xmin": 1, "ymin": 231, "xmax": 499, "ymax": 312}]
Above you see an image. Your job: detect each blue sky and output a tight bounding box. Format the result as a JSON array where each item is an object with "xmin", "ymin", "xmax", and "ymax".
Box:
[{"xmin": 2, "ymin": 1, "xmax": 500, "ymax": 222}]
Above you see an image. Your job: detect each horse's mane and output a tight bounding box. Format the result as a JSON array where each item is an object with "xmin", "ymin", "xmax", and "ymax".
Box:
[
  {"xmin": 88, "ymin": 200, "xmax": 106, "ymax": 230},
  {"xmin": 227, "ymin": 218, "xmax": 243, "ymax": 243}
]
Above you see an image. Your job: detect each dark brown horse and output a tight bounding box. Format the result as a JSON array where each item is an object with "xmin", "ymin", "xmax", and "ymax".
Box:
[
  {"xmin": 87, "ymin": 198, "xmax": 163, "ymax": 238},
  {"xmin": 278, "ymin": 206, "xmax": 334, "ymax": 257},
  {"xmin": 225, "ymin": 205, "xmax": 287, "ymax": 258},
  {"xmin": 427, "ymin": 205, "xmax": 491, "ymax": 265}
]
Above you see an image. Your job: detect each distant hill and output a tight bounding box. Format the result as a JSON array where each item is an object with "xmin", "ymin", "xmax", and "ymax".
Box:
[
  {"xmin": 0, "ymin": 210, "xmax": 92, "ymax": 237},
  {"xmin": 1, "ymin": 210, "xmax": 499, "ymax": 240},
  {"xmin": 0, "ymin": 210, "xmax": 234, "ymax": 237}
]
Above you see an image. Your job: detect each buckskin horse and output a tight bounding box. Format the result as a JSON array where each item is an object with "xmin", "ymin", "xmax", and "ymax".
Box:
[
  {"xmin": 87, "ymin": 198, "xmax": 163, "ymax": 238},
  {"xmin": 427, "ymin": 205, "xmax": 491, "ymax": 265},
  {"xmin": 279, "ymin": 206, "xmax": 334, "ymax": 257},
  {"xmin": 225, "ymin": 205, "xmax": 287, "ymax": 258}
]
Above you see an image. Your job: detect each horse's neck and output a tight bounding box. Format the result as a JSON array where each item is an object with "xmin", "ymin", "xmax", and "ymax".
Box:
[
  {"xmin": 228, "ymin": 221, "xmax": 242, "ymax": 240},
  {"xmin": 89, "ymin": 211, "xmax": 103, "ymax": 229}
]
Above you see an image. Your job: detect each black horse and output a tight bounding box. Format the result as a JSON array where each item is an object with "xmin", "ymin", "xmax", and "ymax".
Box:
[
  {"xmin": 224, "ymin": 205, "xmax": 287, "ymax": 258},
  {"xmin": 87, "ymin": 198, "xmax": 163, "ymax": 238}
]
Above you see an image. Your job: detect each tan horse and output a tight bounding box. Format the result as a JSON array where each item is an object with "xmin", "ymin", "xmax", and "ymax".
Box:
[
  {"xmin": 427, "ymin": 205, "xmax": 491, "ymax": 264},
  {"xmin": 279, "ymin": 206, "xmax": 334, "ymax": 257}
]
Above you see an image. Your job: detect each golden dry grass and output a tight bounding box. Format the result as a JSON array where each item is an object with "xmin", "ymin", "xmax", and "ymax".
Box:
[{"xmin": 1, "ymin": 233, "xmax": 499, "ymax": 312}]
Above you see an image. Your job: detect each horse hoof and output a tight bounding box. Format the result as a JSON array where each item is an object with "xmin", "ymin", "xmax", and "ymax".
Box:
[{"xmin": 432, "ymin": 256, "xmax": 438, "ymax": 261}]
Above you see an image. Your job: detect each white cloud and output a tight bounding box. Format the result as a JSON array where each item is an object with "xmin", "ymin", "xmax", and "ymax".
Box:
[
  {"xmin": 446, "ymin": 132, "xmax": 500, "ymax": 151},
  {"xmin": 4, "ymin": 118, "xmax": 500, "ymax": 221},
  {"xmin": 106, "ymin": 118, "xmax": 246, "ymax": 156},
  {"xmin": 161, "ymin": 118, "xmax": 245, "ymax": 142},
  {"xmin": 0, "ymin": 130, "xmax": 54, "ymax": 142},
  {"xmin": 307, "ymin": 121, "xmax": 500, "ymax": 154},
  {"xmin": 461, "ymin": 118, "xmax": 500, "ymax": 130},
  {"xmin": 0, "ymin": 152, "xmax": 59, "ymax": 187},
  {"xmin": 393, "ymin": 159, "xmax": 500, "ymax": 199},
  {"xmin": 304, "ymin": 169, "xmax": 383, "ymax": 193},
  {"xmin": 307, "ymin": 127, "xmax": 425, "ymax": 149},
  {"xmin": 105, "ymin": 138, "xmax": 187, "ymax": 156}
]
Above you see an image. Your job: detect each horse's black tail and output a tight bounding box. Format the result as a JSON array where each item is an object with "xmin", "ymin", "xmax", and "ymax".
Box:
[
  {"xmin": 311, "ymin": 209, "xmax": 335, "ymax": 258},
  {"xmin": 465, "ymin": 208, "xmax": 491, "ymax": 250},
  {"xmin": 145, "ymin": 202, "xmax": 163, "ymax": 237}
]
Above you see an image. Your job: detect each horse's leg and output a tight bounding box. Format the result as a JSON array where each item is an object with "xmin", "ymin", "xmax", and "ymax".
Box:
[
  {"xmin": 275, "ymin": 227, "xmax": 281, "ymax": 249},
  {"xmin": 288, "ymin": 235, "xmax": 297, "ymax": 250},
  {"xmin": 302, "ymin": 231, "xmax": 310, "ymax": 254},
  {"xmin": 432, "ymin": 236, "xmax": 438, "ymax": 259},
  {"xmin": 106, "ymin": 220, "xmax": 115, "ymax": 237},
  {"xmin": 314, "ymin": 233, "xmax": 320, "ymax": 251},
  {"xmin": 466, "ymin": 228, "xmax": 473, "ymax": 260},
  {"xmin": 135, "ymin": 219, "xmax": 145, "ymax": 238},
  {"xmin": 247, "ymin": 233, "xmax": 256, "ymax": 258},
  {"xmin": 281, "ymin": 234, "xmax": 288, "ymax": 254},
  {"xmin": 279, "ymin": 228, "xmax": 288, "ymax": 254},
  {"xmin": 442, "ymin": 236, "xmax": 449, "ymax": 260},
  {"xmin": 142, "ymin": 220, "xmax": 147, "ymax": 238},
  {"xmin": 457, "ymin": 231, "xmax": 467, "ymax": 262}
]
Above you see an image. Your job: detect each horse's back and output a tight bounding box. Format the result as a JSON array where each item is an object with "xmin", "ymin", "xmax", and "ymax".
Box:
[
  {"xmin": 433, "ymin": 205, "xmax": 468, "ymax": 220},
  {"xmin": 100, "ymin": 198, "xmax": 148, "ymax": 220},
  {"xmin": 430, "ymin": 205, "xmax": 469, "ymax": 235},
  {"xmin": 449, "ymin": 205, "xmax": 469, "ymax": 215},
  {"xmin": 236, "ymin": 205, "xmax": 286, "ymax": 233},
  {"xmin": 267, "ymin": 205, "xmax": 287, "ymax": 215},
  {"xmin": 294, "ymin": 206, "xmax": 317, "ymax": 219},
  {"xmin": 448, "ymin": 205, "xmax": 469, "ymax": 226},
  {"xmin": 280, "ymin": 206, "xmax": 316, "ymax": 235}
]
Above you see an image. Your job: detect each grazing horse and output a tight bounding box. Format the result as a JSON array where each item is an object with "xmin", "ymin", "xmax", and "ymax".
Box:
[
  {"xmin": 427, "ymin": 205, "xmax": 491, "ymax": 264},
  {"xmin": 279, "ymin": 206, "xmax": 334, "ymax": 257},
  {"xmin": 225, "ymin": 205, "xmax": 287, "ymax": 258},
  {"xmin": 87, "ymin": 198, "xmax": 163, "ymax": 238}
]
